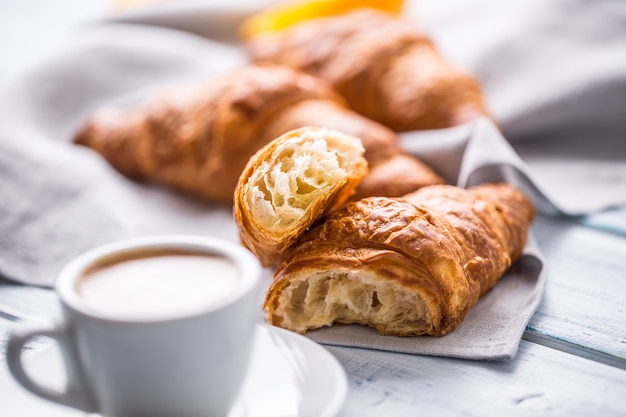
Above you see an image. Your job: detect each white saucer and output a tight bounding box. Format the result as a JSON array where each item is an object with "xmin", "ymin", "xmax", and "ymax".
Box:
[
  {"xmin": 2, "ymin": 323, "xmax": 348, "ymax": 417},
  {"xmin": 231, "ymin": 324, "xmax": 348, "ymax": 417}
]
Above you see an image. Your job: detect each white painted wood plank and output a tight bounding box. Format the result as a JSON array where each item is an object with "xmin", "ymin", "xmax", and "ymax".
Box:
[
  {"xmin": 526, "ymin": 214, "xmax": 626, "ymax": 366},
  {"xmin": 0, "ymin": 279, "xmax": 59, "ymax": 321},
  {"xmin": 2, "ymin": 334, "xmax": 624, "ymax": 417},
  {"xmin": 580, "ymin": 207, "xmax": 626, "ymax": 237},
  {"xmin": 331, "ymin": 340, "xmax": 626, "ymax": 417}
]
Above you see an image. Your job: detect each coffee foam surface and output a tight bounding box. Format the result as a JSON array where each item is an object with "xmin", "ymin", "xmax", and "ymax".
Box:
[{"xmin": 77, "ymin": 251, "xmax": 241, "ymax": 320}]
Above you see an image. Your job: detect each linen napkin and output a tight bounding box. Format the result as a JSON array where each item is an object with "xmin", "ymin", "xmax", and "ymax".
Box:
[
  {"xmin": 1, "ymin": 0, "xmax": 624, "ymax": 360},
  {"xmin": 308, "ymin": 120, "xmax": 549, "ymax": 360}
]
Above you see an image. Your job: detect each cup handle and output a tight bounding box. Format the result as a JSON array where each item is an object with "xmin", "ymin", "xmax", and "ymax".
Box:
[{"xmin": 6, "ymin": 319, "xmax": 98, "ymax": 413}]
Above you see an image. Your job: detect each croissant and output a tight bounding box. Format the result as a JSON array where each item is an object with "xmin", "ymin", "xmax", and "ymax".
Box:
[
  {"xmin": 75, "ymin": 65, "xmax": 443, "ymax": 204},
  {"xmin": 244, "ymin": 9, "xmax": 491, "ymax": 132},
  {"xmin": 264, "ymin": 183, "xmax": 535, "ymax": 336},
  {"xmin": 234, "ymin": 126, "xmax": 368, "ymax": 267}
]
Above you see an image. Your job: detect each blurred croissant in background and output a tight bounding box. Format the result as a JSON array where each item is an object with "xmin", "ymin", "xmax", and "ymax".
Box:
[
  {"xmin": 242, "ymin": 6, "xmax": 491, "ymax": 132},
  {"xmin": 75, "ymin": 65, "xmax": 443, "ymax": 204}
]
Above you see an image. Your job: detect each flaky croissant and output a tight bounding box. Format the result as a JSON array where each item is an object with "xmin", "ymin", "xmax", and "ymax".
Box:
[
  {"xmin": 75, "ymin": 65, "xmax": 443, "ymax": 204},
  {"xmin": 245, "ymin": 9, "xmax": 491, "ymax": 132},
  {"xmin": 234, "ymin": 126, "xmax": 368, "ymax": 267},
  {"xmin": 265, "ymin": 183, "xmax": 535, "ymax": 336}
]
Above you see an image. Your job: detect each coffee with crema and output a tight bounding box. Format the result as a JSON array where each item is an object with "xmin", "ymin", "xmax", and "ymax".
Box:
[{"xmin": 77, "ymin": 249, "xmax": 241, "ymax": 320}]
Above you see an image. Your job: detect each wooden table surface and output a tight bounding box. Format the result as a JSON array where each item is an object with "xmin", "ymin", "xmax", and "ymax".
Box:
[
  {"xmin": 2, "ymin": 210, "xmax": 625, "ymax": 416},
  {"xmin": 1, "ymin": 1, "xmax": 625, "ymax": 416}
]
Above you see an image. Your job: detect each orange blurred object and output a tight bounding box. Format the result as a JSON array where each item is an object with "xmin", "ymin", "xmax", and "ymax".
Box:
[{"xmin": 239, "ymin": 0, "xmax": 404, "ymax": 40}]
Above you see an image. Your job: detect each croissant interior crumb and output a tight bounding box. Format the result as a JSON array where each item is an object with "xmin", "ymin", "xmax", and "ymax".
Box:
[
  {"xmin": 246, "ymin": 129, "xmax": 364, "ymax": 235},
  {"xmin": 272, "ymin": 270, "xmax": 430, "ymax": 335}
]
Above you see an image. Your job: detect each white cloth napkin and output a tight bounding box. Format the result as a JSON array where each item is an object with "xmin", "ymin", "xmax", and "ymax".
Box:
[
  {"xmin": 1, "ymin": 0, "xmax": 624, "ymax": 360},
  {"xmin": 309, "ymin": 121, "xmax": 549, "ymax": 360}
]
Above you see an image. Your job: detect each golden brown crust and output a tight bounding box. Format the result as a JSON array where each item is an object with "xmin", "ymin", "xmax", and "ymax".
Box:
[
  {"xmin": 352, "ymin": 153, "xmax": 444, "ymax": 201},
  {"xmin": 234, "ymin": 126, "xmax": 368, "ymax": 267},
  {"xmin": 246, "ymin": 9, "xmax": 491, "ymax": 132},
  {"xmin": 75, "ymin": 65, "xmax": 340, "ymax": 203},
  {"xmin": 75, "ymin": 64, "xmax": 443, "ymax": 204},
  {"xmin": 265, "ymin": 183, "xmax": 535, "ymax": 336}
]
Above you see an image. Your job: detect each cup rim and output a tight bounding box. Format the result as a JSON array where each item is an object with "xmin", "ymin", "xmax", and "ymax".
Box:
[{"xmin": 56, "ymin": 235, "xmax": 262, "ymax": 323}]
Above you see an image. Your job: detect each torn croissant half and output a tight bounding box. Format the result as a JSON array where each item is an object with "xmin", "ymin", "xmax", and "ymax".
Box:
[
  {"xmin": 265, "ymin": 183, "xmax": 535, "ymax": 336},
  {"xmin": 234, "ymin": 126, "xmax": 368, "ymax": 267}
]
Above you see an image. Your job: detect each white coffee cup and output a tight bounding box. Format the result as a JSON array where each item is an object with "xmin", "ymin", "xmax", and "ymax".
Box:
[{"xmin": 6, "ymin": 235, "xmax": 262, "ymax": 417}]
